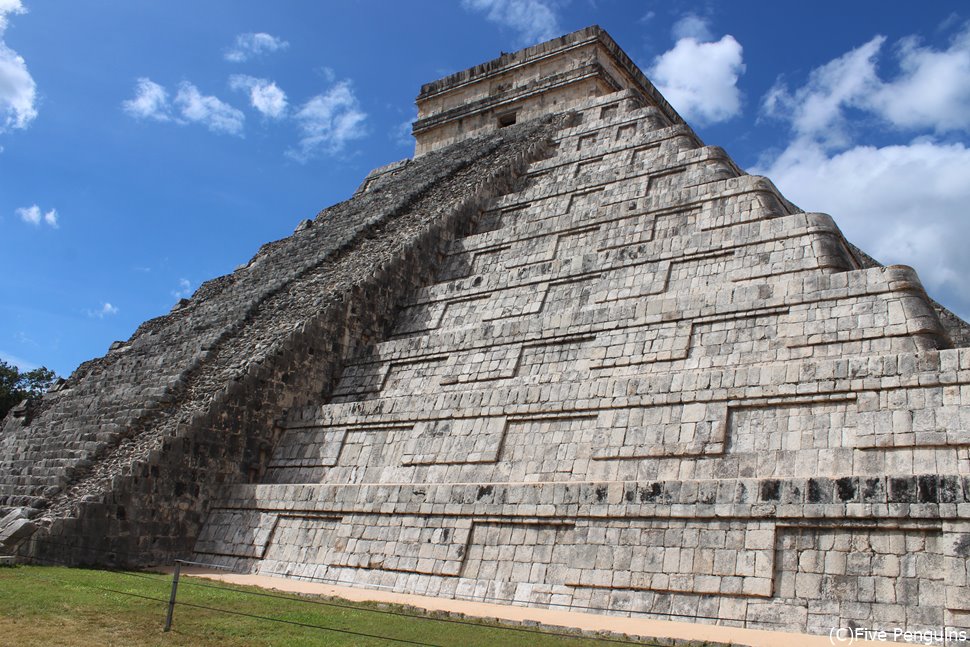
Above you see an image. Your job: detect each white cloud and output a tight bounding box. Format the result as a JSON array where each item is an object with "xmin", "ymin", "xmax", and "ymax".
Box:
[
  {"xmin": 393, "ymin": 116, "xmax": 414, "ymax": 148},
  {"xmin": 124, "ymin": 73, "xmax": 369, "ymax": 156},
  {"xmin": 461, "ymin": 0, "xmax": 560, "ymax": 45},
  {"xmin": 16, "ymin": 204, "xmax": 57, "ymax": 228},
  {"xmin": 229, "ymin": 75, "xmax": 287, "ymax": 119},
  {"xmin": 288, "ymin": 81, "xmax": 367, "ymax": 161},
  {"xmin": 671, "ymin": 14, "xmax": 712, "ymax": 42},
  {"xmin": 124, "ymin": 79, "xmax": 244, "ymax": 135},
  {"xmin": 122, "ymin": 77, "xmax": 171, "ymax": 121},
  {"xmin": 869, "ymin": 28, "xmax": 970, "ymax": 133},
  {"xmin": 86, "ymin": 302, "xmax": 119, "ymax": 319},
  {"xmin": 224, "ymin": 32, "xmax": 289, "ymax": 63},
  {"xmin": 650, "ymin": 32, "xmax": 745, "ymax": 125},
  {"xmin": 763, "ymin": 24, "xmax": 970, "ymax": 144},
  {"xmin": 174, "ymin": 82, "xmax": 245, "ymax": 135},
  {"xmin": 16, "ymin": 203, "xmax": 38, "ymax": 224},
  {"xmin": 762, "ymin": 36, "xmax": 885, "ymax": 147},
  {"xmin": 171, "ymin": 278, "xmax": 192, "ymax": 299},
  {"xmin": 0, "ymin": 350, "xmax": 38, "ymax": 371},
  {"xmin": 0, "ymin": 0, "xmax": 37, "ymax": 134},
  {"xmin": 0, "ymin": 1, "xmax": 23, "ymax": 32},
  {"xmin": 752, "ymin": 138, "xmax": 970, "ymax": 320}
]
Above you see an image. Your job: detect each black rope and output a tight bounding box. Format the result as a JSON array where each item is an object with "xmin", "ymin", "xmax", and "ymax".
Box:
[
  {"xmin": 15, "ymin": 547, "xmax": 168, "ymax": 583},
  {"xmin": 175, "ymin": 575, "xmax": 660, "ymax": 646},
  {"xmin": 17, "ymin": 537, "xmax": 724, "ymax": 642},
  {"xmin": 11, "ymin": 563, "xmax": 445, "ymax": 647},
  {"xmin": 6, "ymin": 565, "xmax": 169, "ymax": 606},
  {"xmin": 23, "ymin": 536, "xmax": 726, "ymax": 626},
  {"xmin": 258, "ymin": 566, "xmax": 732, "ymax": 626},
  {"xmin": 169, "ymin": 599, "xmax": 447, "ymax": 647},
  {"xmin": 24, "ymin": 534, "xmax": 141, "ymax": 558}
]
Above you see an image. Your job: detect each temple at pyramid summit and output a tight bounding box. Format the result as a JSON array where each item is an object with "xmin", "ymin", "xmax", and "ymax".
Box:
[{"xmin": 2, "ymin": 26, "xmax": 969, "ymax": 638}]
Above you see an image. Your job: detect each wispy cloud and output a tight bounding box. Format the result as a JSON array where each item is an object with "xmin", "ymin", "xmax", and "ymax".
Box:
[
  {"xmin": 0, "ymin": 0, "xmax": 37, "ymax": 134},
  {"xmin": 124, "ymin": 79, "xmax": 244, "ymax": 135},
  {"xmin": 392, "ymin": 115, "xmax": 415, "ymax": 148},
  {"xmin": 461, "ymin": 0, "xmax": 561, "ymax": 45},
  {"xmin": 122, "ymin": 78, "xmax": 171, "ymax": 122},
  {"xmin": 16, "ymin": 204, "xmax": 58, "ymax": 228},
  {"xmin": 649, "ymin": 16, "xmax": 745, "ymax": 125},
  {"xmin": 0, "ymin": 350, "xmax": 38, "ymax": 371},
  {"xmin": 288, "ymin": 81, "xmax": 367, "ymax": 161},
  {"xmin": 224, "ymin": 32, "xmax": 289, "ymax": 63},
  {"xmin": 174, "ymin": 82, "xmax": 245, "ymax": 135},
  {"xmin": 761, "ymin": 37, "xmax": 884, "ymax": 148},
  {"xmin": 671, "ymin": 13, "xmax": 713, "ymax": 41},
  {"xmin": 762, "ymin": 23, "xmax": 970, "ymax": 146},
  {"xmin": 123, "ymin": 67, "xmax": 369, "ymax": 156},
  {"xmin": 229, "ymin": 75, "xmax": 288, "ymax": 119},
  {"xmin": 86, "ymin": 302, "xmax": 119, "ymax": 319},
  {"xmin": 171, "ymin": 278, "xmax": 192, "ymax": 299}
]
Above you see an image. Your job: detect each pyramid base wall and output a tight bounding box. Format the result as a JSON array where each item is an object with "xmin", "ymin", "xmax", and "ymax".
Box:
[{"xmin": 197, "ymin": 466, "xmax": 969, "ymax": 635}]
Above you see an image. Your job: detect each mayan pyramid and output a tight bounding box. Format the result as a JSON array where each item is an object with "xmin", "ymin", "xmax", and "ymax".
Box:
[{"xmin": 1, "ymin": 26, "xmax": 968, "ymax": 637}]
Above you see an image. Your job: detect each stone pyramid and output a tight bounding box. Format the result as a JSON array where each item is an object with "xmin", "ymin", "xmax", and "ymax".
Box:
[{"xmin": 2, "ymin": 26, "xmax": 968, "ymax": 638}]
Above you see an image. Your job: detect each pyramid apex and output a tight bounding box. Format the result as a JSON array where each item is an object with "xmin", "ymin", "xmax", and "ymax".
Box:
[{"xmin": 413, "ymin": 25, "xmax": 687, "ymax": 155}]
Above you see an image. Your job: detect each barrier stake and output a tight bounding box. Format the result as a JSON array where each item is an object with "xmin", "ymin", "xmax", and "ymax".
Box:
[{"xmin": 163, "ymin": 560, "xmax": 181, "ymax": 632}]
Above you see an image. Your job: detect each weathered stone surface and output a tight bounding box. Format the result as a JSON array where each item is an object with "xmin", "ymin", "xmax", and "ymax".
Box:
[
  {"xmin": 1, "ymin": 25, "xmax": 968, "ymax": 638},
  {"xmin": 0, "ymin": 112, "xmax": 566, "ymax": 565}
]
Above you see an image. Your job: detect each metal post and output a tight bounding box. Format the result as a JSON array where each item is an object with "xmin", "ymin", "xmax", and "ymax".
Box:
[{"xmin": 163, "ymin": 560, "xmax": 181, "ymax": 632}]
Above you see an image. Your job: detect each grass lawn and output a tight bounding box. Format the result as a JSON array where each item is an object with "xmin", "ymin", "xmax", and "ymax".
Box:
[{"xmin": 0, "ymin": 565, "xmax": 689, "ymax": 647}]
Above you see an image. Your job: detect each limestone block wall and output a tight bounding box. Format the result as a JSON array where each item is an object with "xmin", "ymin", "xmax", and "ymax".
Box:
[
  {"xmin": 0, "ymin": 116, "xmax": 566, "ymax": 565},
  {"xmin": 194, "ymin": 91, "xmax": 970, "ymax": 636}
]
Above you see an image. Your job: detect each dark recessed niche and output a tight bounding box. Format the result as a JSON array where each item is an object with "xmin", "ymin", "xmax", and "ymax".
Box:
[{"xmin": 497, "ymin": 112, "xmax": 517, "ymax": 127}]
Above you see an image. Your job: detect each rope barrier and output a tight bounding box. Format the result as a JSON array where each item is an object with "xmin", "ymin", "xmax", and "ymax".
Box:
[{"xmin": 12, "ymin": 549, "xmax": 670, "ymax": 646}]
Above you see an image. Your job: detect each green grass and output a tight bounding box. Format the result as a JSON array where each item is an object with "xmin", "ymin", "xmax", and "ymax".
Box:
[{"xmin": 0, "ymin": 565, "xmax": 683, "ymax": 647}]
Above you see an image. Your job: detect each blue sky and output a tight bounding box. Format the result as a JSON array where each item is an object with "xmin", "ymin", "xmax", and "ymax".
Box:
[{"xmin": 2, "ymin": 1, "xmax": 969, "ymax": 376}]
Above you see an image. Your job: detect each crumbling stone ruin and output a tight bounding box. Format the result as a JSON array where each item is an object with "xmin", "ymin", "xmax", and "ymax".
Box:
[{"xmin": 2, "ymin": 26, "xmax": 968, "ymax": 638}]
